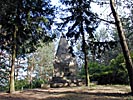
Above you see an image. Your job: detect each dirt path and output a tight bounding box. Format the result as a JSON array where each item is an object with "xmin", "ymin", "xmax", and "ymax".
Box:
[{"xmin": 0, "ymin": 85, "xmax": 132, "ymax": 100}]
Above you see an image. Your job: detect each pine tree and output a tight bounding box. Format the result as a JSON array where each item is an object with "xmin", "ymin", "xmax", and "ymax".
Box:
[
  {"xmin": 0, "ymin": 0, "xmax": 55, "ymax": 93},
  {"xmin": 58, "ymin": 0, "xmax": 99, "ymax": 86}
]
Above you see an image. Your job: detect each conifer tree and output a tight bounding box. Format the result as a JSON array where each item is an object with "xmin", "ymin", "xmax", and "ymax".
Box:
[{"xmin": 0, "ymin": 0, "xmax": 55, "ymax": 93}]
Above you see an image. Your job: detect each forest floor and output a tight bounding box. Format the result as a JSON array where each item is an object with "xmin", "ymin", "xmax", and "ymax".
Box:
[{"xmin": 0, "ymin": 85, "xmax": 133, "ymax": 100}]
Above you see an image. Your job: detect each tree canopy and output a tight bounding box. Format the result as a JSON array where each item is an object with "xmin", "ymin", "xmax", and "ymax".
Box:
[
  {"xmin": 0, "ymin": 0, "xmax": 55, "ymax": 93},
  {"xmin": 0, "ymin": 0, "xmax": 55, "ymax": 56}
]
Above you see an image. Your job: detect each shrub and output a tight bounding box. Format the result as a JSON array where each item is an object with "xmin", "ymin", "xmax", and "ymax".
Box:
[
  {"xmin": 79, "ymin": 52, "xmax": 131, "ymax": 85},
  {"xmin": 15, "ymin": 78, "xmax": 48, "ymax": 90}
]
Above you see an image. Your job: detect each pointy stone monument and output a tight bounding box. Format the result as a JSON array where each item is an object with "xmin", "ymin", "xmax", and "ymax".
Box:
[{"xmin": 50, "ymin": 35, "xmax": 82, "ymax": 87}]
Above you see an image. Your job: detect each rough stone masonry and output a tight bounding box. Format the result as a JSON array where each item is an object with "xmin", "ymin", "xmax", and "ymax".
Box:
[{"xmin": 50, "ymin": 35, "xmax": 82, "ymax": 88}]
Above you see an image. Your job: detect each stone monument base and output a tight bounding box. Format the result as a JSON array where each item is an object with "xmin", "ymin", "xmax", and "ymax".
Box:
[{"xmin": 50, "ymin": 76, "xmax": 83, "ymax": 88}]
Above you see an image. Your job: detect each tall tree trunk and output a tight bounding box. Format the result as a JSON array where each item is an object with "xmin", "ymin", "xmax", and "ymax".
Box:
[
  {"xmin": 110, "ymin": 0, "xmax": 133, "ymax": 94},
  {"xmin": 81, "ymin": 26, "xmax": 90, "ymax": 87},
  {"xmin": 83, "ymin": 49, "xmax": 90, "ymax": 87},
  {"xmin": 9, "ymin": 26, "xmax": 18, "ymax": 93}
]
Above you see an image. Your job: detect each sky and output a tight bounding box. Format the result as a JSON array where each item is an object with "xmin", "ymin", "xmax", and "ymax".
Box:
[
  {"xmin": 50, "ymin": 0, "xmax": 132, "ymax": 59},
  {"xmin": 51, "ymin": 0, "xmax": 60, "ymax": 5},
  {"xmin": 50, "ymin": 0, "xmax": 131, "ymax": 42},
  {"xmin": 50, "ymin": 0, "xmax": 115, "ymax": 41}
]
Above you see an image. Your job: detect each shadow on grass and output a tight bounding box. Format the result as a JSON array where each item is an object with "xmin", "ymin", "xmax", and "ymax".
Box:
[
  {"xmin": 40, "ymin": 92, "xmax": 132, "ymax": 100},
  {"xmin": 0, "ymin": 95, "xmax": 35, "ymax": 100},
  {"xmin": 41, "ymin": 91, "xmax": 133, "ymax": 100},
  {"xmin": 0, "ymin": 88, "xmax": 132, "ymax": 100},
  {"xmin": 30, "ymin": 88, "xmax": 133, "ymax": 100}
]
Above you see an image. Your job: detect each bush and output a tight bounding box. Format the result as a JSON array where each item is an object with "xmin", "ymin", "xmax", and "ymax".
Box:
[
  {"xmin": 0, "ymin": 84, "xmax": 9, "ymax": 92},
  {"xmin": 15, "ymin": 78, "xmax": 48, "ymax": 90},
  {"xmin": 15, "ymin": 79, "xmax": 29, "ymax": 90},
  {"xmin": 79, "ymin": 52, "xmax": 131, "ymax": 85},
  {"xmin": 31, "ymin": 78, "xmax": 47, "ymax": 88}
]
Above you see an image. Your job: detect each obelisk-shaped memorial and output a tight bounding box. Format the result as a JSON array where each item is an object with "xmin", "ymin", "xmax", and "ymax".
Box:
[{"xmin": 50, "ymin": 35, "xmax": 79, "ymax": 87}]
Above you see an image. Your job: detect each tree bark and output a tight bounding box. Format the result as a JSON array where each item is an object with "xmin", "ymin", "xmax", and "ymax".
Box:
[
  {"xmin": 81, "ymin": 26, "xmax": 90, "ymax": 87},
  {"xmin": 110, "ymin": 0, "xmax": 133, "ymax": 94},
  {"xmin": 84, "ymin": 49, "xmax": 90, "ymax": 87},
  {"xmin": 9, "ymin": 26, "xmax": 18, "ymax": 93}
]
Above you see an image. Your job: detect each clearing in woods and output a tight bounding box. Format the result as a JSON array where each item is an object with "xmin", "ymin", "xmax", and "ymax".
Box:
[{"xmin": 0, "ymin": 85, "xmax": 133, "ymax": 100}]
